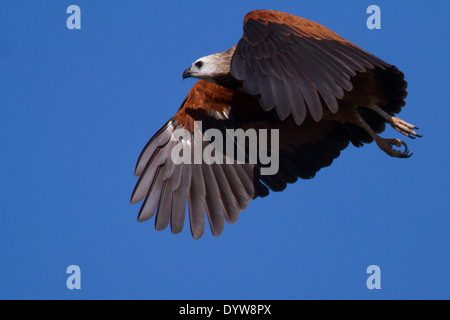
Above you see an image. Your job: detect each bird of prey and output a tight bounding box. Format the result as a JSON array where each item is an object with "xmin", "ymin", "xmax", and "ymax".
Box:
[{"xmin": 130, "ymin": 10, "xmax": 419, "ymax": 239}]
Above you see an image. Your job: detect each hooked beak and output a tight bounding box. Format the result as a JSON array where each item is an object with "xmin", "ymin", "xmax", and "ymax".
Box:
[{"xmin": 182, "ymin": 68, "xmax": 192, "ymax": 81}]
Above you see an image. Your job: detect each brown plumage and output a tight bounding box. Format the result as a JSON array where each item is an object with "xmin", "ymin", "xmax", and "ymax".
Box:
[{"xmin": 131, "ymin": 10, "xmax": 419, "ymax": 239}]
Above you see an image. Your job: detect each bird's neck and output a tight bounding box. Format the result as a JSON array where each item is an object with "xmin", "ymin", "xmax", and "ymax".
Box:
[{"xmin": 213, "ymin": 73, "xmax": 243, "ymax": 91}]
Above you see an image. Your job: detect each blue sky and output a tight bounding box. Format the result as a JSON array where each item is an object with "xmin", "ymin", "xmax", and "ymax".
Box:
[{"xmin": 0, "ymin": 0, "xmax": 449, "ymax": 300}]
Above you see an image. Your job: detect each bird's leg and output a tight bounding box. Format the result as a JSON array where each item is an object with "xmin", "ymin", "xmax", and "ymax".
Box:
[
  {"xmin": 355, "ymin": 111, "xmax": 412, "ymax": 158},
  {"xmin": 368, "ymin": 104, "xmax": 421, "ymax": 139}
]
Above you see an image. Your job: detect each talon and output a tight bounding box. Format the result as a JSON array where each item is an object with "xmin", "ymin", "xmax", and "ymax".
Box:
[
  {"xmin": 367, "ymin": 105, "xmax": 421, "ymax": 139},
  {"xmin": 375, "ymin": 138, "xmax": 412, "ymax": 158},
  {"xmin": 354, "ymin": 107, "xmax": 416, "ymax": 159},
  {"xmin": 389, "ymin": 117, "xmax": 421, "ymax": 139}
]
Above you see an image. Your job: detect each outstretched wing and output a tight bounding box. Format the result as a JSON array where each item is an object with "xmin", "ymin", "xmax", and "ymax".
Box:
[
  {"xmin": 131, "ymin": 81, "xmax": 354, "ymax": 239},
  {"xmin": 131, "ymin": 82, "xmax": 267, "ymax": 239},
  {"xmin": 230, "ymin": 9, "xmax": 391, "ymax": 125}
]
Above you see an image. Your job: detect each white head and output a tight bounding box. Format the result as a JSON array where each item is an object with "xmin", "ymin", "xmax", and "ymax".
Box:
[{"xmin": 182, "ymin": 47, "xmax": 236, "ymax": 83}]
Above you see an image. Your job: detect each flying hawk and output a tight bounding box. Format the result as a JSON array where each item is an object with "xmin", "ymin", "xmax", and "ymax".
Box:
[{"xmin": 130, "ymin": 10, "xmax": 419, "ymax": 239}]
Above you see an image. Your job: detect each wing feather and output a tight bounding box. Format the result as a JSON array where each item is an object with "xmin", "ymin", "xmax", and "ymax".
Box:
[
  {"xmin": 188, "ymin": 164, "xmax": 206, "ymax": 239},
  {"xmin": 170, "ymin": 164, "xmax": 190, "ymax": 234},
  {"xmin": 130, "ymin": 139, "xmax": 175, "ymax": 204},
  {"xmin": 210, "ymin": 164, "xmax": 240, "ymax": 224},
  {"xmin": 155, "ymin": 179, "xmax": 171, "ymax": 230},
  {"xmin": 202, "ymin": 162, "xmax": 226, "ymax": 236}
]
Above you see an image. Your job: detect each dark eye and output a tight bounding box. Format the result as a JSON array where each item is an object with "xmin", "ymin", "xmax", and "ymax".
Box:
[{"xmin": 195, "ymin": 61, "xmax": 203, "ymax": 68}]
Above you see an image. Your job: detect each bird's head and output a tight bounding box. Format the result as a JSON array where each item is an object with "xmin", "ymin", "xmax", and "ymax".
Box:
[
  {"xmin": 182, "ymin": 47, "xmax": 235, "ymax": 83},
  {"xmin": 182, "ymin": 54, "xmax": 221, "ymax": 82}
]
